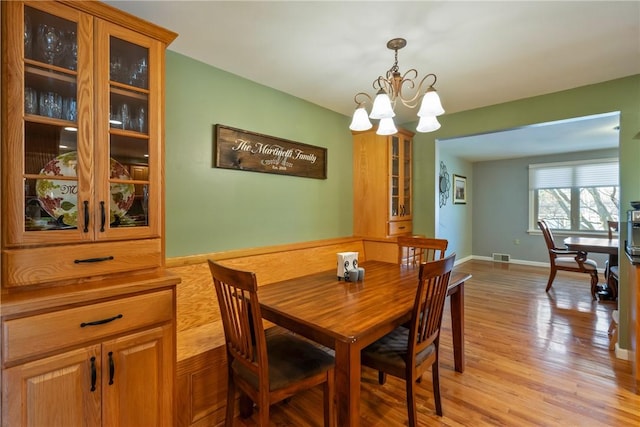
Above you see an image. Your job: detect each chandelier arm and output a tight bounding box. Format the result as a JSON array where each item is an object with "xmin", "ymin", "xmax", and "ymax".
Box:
[
  {"xmin": 372, "ymin": 76, "xmax": 393, "ymax": 94},
  {"xmin": 397, "ymin": 72, "xmax": 438, "ymax": 109},
  {"xmin": 353, "ymin": 92, "xmax": 373, "ymax": 106}
]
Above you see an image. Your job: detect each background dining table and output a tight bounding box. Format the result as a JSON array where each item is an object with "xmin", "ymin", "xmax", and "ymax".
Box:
[
  {"xmin": 257, "ymin": 260, "xmax": 471, "ymax": 427},
  {"xmin": 564, "ymin": 236, "xmax": 619, "ymax": 299}
]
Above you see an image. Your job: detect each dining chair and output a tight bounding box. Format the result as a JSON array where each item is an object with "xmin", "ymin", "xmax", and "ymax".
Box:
[
  {"xmin": 361, "ymin": 253, "xmax": 456, "ymax": 424},
  {"xmin": 537, "ymin": 219, "xmax": 599, "ymax": 299},
  {"xmin": 397, "ymin": 235, "xmax": 448, "ymax": 267},
  {"xmin": 208, "ymin": 260, "xmax": 335, "ymax": 427},
  {"xmin": 606, "ymin": 220, "xmax": 619, "ymax": 296}
]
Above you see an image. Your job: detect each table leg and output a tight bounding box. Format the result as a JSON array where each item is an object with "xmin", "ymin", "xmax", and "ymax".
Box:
[
  {"xmin": 334, "ymin": 340, "xmax": 360, "ymax": 427},
  {"xmin": 449, "ymin": 281, "xmax": 465, "ymax": 373}
]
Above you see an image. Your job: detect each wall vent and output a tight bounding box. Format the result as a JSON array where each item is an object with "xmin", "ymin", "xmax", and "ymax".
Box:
[{"xmin": 492, "ymin": 253, "xmax": 511, "ymax": 262}]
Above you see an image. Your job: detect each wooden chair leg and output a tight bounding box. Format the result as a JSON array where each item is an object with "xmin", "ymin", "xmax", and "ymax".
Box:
[
  {"xmin": 323, "ymin": 370, "xmax": 335, "ymax": 427},
  {"xmin": 406, "ymin": 376, "xmax": 417, "ymax": 427},
  {"xmin": 257, "ymin": 393, "xmax": 270, "ymax": 426},
  {"xmin": 545, "ymin": 268, "xmax": 557, "ymax": 292},
  {"xmin": 378, "ymin": 371, "xmax": 387, "ymax": 385},
  {"xmin": 225, "ymin": 376, "xmax": 237, "ymax": 427},
  {"xmin": 589, "ymin": 271, "xmax": 599, "ymax": 300},
  {"xmin": 432, "ymin": 362, "xmax": 443, "ymax": 416}
]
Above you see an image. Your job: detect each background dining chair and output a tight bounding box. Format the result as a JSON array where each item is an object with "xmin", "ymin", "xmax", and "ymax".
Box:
[
  {"xmin": 397, "ymin": 235, "xmax": 448, "ymax": 267},
  {"xmin": 361, "ymin": 253, "xmax": 456, "ymax": 424},
  {"xmin": 537, "ymin": 219, "xmax": 599, "ymax": 299},
  {"xmin": 208, "ymin": 260, "xmax": 335, "ymax": 427},
  {"xmin": 606, "ymin": 220, "xmax": 619, "ymax": 298}
]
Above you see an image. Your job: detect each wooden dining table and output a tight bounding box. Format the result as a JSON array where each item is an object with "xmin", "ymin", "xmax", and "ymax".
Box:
[
  {"xmin": 257, "ymin": 260, "xmax": 471, "ymax": 427},
  {"xmin": 564, "ymin": 236, "xmax": 619, "ymax": 299}
]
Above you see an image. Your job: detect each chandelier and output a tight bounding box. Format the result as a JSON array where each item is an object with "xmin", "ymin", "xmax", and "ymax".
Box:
[{"xmin": 349, "ymin": 38, "xmax": 444, "ymax": 136}]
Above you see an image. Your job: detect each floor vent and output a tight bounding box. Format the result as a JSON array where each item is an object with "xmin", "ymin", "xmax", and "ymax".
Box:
[{"xmin": 492, "ymin": 253, "xmax": 511, "ymax": 262}]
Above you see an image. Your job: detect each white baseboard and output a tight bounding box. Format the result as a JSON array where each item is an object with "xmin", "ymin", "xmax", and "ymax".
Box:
[{"xmin": 614, "ymin": 343, "xmax": 631, "ymax": 360}]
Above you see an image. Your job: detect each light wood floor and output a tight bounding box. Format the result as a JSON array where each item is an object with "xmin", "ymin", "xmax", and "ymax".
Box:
[{"xmin": 235, "ymin": 260, "xmax": 640, "ymax": 426}]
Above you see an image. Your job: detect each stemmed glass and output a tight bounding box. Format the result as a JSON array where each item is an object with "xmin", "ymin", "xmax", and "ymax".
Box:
[
  {"xmin": 38, "ymin": 24, "xmax": 63, "ymax": 65},
  {"xmin": 63, "ymin": 30, "xmax": 78, "ymax": 70},
  {"xmin": 24, "ymin": 13, "xmax": 33, "ymax": 58}
]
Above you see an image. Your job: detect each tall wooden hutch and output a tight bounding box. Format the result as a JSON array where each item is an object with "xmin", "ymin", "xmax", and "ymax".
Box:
[
  {"xmin": 1, "ymin": 1, "xmax": 179, "ymax": 425},
  {"xmin": 352, "ymin": 127, "xmax": 414, "ymax": 238}
]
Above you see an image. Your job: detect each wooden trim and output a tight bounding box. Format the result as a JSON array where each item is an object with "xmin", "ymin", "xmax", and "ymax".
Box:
[
  {"xmin": 166, "ymin": 236, "xmax": 366, "ymax": 268},
  {"xmin": 58, "ymin": 1, "xmax": 178, "ymax": 45}
]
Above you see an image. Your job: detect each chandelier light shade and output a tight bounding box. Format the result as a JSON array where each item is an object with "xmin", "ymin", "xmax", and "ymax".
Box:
[
  {"xmin": 350, "ymin": 38, "xmax": 444, "ymax": 135},
  {"xmin": 349, "ymin": 106, "xmax": 373, "ymax": 131},
  {"xmin": 377, "ymin": 117, "xmax": 398, "ymax": 135}
]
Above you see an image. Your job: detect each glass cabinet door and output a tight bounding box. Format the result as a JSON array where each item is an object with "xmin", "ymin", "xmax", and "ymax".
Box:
[
  {"xmin": 402, "ymin": 135, "xmax": 412, "ymax": 217},
  {"xmin": 7, "ymin": 2, "xmax": 92, "ymax": 245},
  {"xmin": 388, "ymin": 133, "xmax": 412, "ymax": 221},
  {"xmin": 390, "ymin": 136, "xmax": 400, "ymax": 218},
  {"xmin": 95, "ymin": 20, "xmax": 161, "ymax": 240}
]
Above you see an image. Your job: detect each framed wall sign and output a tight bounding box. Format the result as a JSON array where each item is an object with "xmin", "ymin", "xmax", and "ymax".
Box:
[
  {"xmin": 453, "ymin": 174, "xmax": 467, "ymax": 204},
  {"xmin": 214, "ymin": 125, "xmax": 327, "ymax": 179}
]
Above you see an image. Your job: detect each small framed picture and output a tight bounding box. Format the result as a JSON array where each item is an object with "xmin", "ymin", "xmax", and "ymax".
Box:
[{"xmin": 453, "ymin": 174, "xmax": 467, "ymax": 204}]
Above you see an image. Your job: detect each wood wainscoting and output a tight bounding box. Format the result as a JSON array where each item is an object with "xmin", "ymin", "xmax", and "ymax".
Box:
[{"xmin": 168, "ymin": 236, "xmax": 398, "ymax": 426}]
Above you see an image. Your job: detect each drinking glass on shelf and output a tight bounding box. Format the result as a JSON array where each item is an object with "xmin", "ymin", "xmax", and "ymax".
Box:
[
  {"xmin": 39, "ymin": 92, "xmax": 62, "ymax": 118},
  {"xmin": 129, "ymin": 58, "xmax": 148, "ymax": 88},
  {"xmin": 25, "ymin": 87, "xmax": 38, "ymax": 114},
  {"xmin": 38, "ymin": 24, "xmax": 63, "ymax": 65},
  {"xmin": 109, "ymin": 104, "xmax": 122, "ymax": 128},
  {"xmin": 120, "ymin": 103, "xmax": 130, "ymax": 130},
  {"xmin": 24, "ymin": 13, "xmax": 33, "ymax": 59},
  {"xmin": 63, "ymin": 30, "xmax": 77, "ymax": 70},
  {"xmin": 110, "ymin": 56, "xmax": 125, "ymax": 82},
  {"xmin": 62, "ymin": 97, "xmax": 77, "ymax": 121},
  {"xmin": 136, "ymin": 106, "xmax": 146, "ymax": 133}
]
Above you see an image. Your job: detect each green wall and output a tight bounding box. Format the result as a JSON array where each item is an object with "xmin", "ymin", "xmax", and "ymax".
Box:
[{"xmin": 164, "ymin": 52, "xmax": 353, "ymax": 257}]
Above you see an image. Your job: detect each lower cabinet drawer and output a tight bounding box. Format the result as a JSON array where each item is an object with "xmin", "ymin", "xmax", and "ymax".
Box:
[
  {"xmin": 388, "ymin": 220, "xmax": 412, "ymax": 236},
  {"xmin": 3, "ymin": 239, "xmax": 162, "ymax": 287},
  {"xmin": 3, "ymin": 289, "xmax": 173, "ymax": 364}
]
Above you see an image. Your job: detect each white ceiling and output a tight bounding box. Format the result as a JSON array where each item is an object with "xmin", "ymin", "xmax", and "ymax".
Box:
[{"xmin": 105, "ymin": 0, "xmax": 640, "ymax": 161}]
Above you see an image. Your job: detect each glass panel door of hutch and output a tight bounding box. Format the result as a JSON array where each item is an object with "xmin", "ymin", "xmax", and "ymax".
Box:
[
  {"xmin": 107, "ymin": 37, "xmax": 150, "ymax": 230},
  {"xmin": 390, "ymin": 136, "xmax": 400, "ymax": 218},
  {"xmin": 21, "ymin": 4, "xmax": 89, "ymax": 241},
  {"xmin": 94, "ymin": 20, "xmax": 160, "ymax": 240},
  {"xmin": 402, "ymin": 136, "xmax": 411, "ymax": 217}
]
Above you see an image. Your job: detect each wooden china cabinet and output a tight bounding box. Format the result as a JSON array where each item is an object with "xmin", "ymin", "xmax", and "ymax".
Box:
[
  {"xmin": 352, "ymin": 127, "xmax": 414, "ymax": 238},
  {"xmin": 1, "ymin": 2, "xmax": 179, "ymax": 426}
]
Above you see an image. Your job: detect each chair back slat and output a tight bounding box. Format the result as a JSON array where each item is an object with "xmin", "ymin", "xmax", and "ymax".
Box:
[
  {"xmin": 397, "ymin": 236, "xmax": 448, "ymax": 267},
  {"xmin": 409, "ymin": 254, "xmax": 456, "ymax": 357}
]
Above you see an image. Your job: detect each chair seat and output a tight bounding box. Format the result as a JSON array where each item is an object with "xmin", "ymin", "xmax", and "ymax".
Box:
[
  {"xmin": 609, "ymin": 265, "xmax": 619, "ymax": 277},
  {"xmin": 361, "ymin": 326, "xmax": 435, "ymax": 372},
  {"xmin": 555, "ymin": 256, "xmax": 597, "ymax": 270},
  {"xmin": 233, "ymin": 331, "xmax": 334, "ymax": 391}
]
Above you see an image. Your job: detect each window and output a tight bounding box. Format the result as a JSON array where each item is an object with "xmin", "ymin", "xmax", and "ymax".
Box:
[{"xmin": 530, "ymin": 159, "xmax": 619, "ymax": 232}]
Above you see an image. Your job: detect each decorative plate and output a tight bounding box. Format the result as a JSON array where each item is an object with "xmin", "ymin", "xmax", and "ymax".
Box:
[{"xmin": 36, "ymin": 151, "xmax": 135, "ymax": 226}]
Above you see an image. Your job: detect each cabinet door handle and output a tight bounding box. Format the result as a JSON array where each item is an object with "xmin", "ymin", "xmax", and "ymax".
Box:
[
  {"xmin": 108, "ymin": 351, "xmax": 115, "ymax": 385},
  {"xmin": 83, "ymin": 201, "xmax": 89, "ymax": 232},
  {"xmin": 80, "ymin": 313, "xmax": 123, "ymax": 328},
  {"xmin": 74, "ymin": 256, "xmax": 114, "ymax": 264},
  {"xmin": 90, "ymin": 356, "xmax": 97, "ymax": 392},
  {"xmin": 100, "ymin": 201, "xmax": 106, "ymax": 232}
]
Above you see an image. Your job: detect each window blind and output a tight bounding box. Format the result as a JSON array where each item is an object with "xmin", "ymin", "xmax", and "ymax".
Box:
[{"xmin": 529, "ymin": 159, "xmax": 619, "ymax": 189}]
